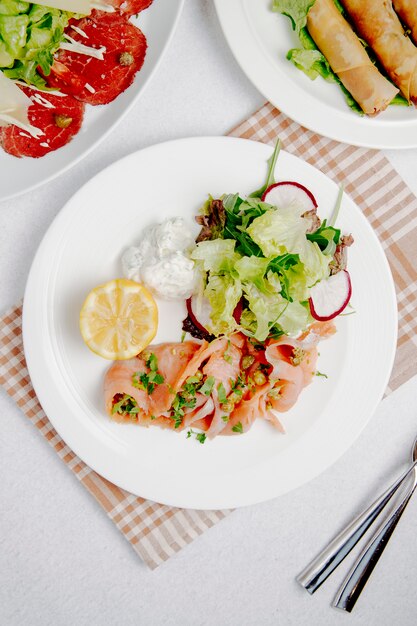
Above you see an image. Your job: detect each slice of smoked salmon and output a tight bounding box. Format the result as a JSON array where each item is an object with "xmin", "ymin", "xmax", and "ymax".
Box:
[
  {"xmin": 202, "ymin": 339, "xmax": 242, "ymax": 438},
  {"xmin": 104, "ymin": 342, "xmax": 200, "ymax": 428},
  {"xmin": 103, "ymin": 322, "xmax": 336, "ymax": 438}
]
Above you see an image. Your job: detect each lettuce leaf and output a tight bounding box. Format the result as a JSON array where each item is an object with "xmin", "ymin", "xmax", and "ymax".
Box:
[
  {"xmin": 242, "ymin": 284, "xmax": 287, "ymax": 342},
  {"xmin": 247, "ymin": 206, "xmax": 308, "ymax": 257},
  {"xmin": 191, "ymin": 239, "xmax": 241, "ymax": 274},
  {"xmin": 204, "ymin": 274, "xmax": 242, "ymax": 336},
  {"xmin": 298, "ymin": 240, "xmax": 331, "ymax": 287},
  {"xmin": 277, "ymin": 300, "xmax": 311, "ymax": 335},
  {"xmin": 0, "ymin": 1, "xmax": 30, "ymax": 15},
  {"xmin": 1, "ymin": 2, "xmax": 73, "ymax": 88},
  {"xmin": 287, "ymin": 48, "xmax": 332, "ymax": 81},
  {"xmin": 272, "ymin": 0, "xmax": 316, "ymax": 34},
  {"xmin": 234, "ymin": 255, "xmax": 271, "ymax": 291}
]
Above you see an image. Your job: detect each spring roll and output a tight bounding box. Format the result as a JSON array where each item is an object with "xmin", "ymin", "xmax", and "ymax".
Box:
[
  {"xmin": 341, "ymin": 0, "xmax": 417, "ymax": 103},
  {"xmin": 306, "ymin": 0, "xmax": 398, "ymax": 115},
  {"xmin": 393, "ymin": 0, "xmax": 417, "ymax": 45}
]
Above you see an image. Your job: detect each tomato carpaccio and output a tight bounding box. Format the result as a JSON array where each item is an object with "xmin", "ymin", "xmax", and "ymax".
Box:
[
  {"xmin": 45, "ymin": 12, "xmax": 147, "ymax": 106},
  {"xmin": 0, "ymin": 86, "xmax": 85, "ymax": 158}
]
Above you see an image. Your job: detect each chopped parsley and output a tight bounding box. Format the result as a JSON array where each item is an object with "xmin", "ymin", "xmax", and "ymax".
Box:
[
  {"xmin": 111, "ymin": 394, "xmax": 140, "ymax": 416},
  {"xmin": 221, "ymin": 415, "xmax": 229, "ymax": 423},
  {"xmin": 217, "ymin": 382, "xmax": 227, "ymax": 404},
  {"xmin": 186, "ymin": 375, "xmax": 202, "ymax": 385},
  {"xmin": 170, "ymin": 384, "xmax": 198, "ymax": 429},
  {"xmin": 200, "ymin": 376, "xmax": 215, "ymax": 396},
  {"xmin": 232, "ymin": 421, "xmax": 243, "ymax": 434},
  {"xmin": 223, "ymin": 339, "xmax": 233, "ymax": 364},
  {"xmin": 315, "ymin": 371, "xmax": 328, "ymax": 379},
  {"xmin": 186, "ymin": 429, "xmax": 207, "ymax": 444},
  {"xmin": 132, "ymin": 353, "xmax": 165, "ymax": 395},
  {"xmin": 146, "ymin": 353, "xmax": 158, "ymax": 372},
  {"xmin": 132, "ymin": 370, "xmax": 164, "ymax": 395}
]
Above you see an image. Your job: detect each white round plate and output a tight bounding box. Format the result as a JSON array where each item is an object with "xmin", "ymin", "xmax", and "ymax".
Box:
[
  {"xmin": 214, "ymin": 0, "xmax": 417, "ymax": 149},
  {"xmin": 0, "ymin": 0, "xmax": 184, "ymax": 202},
  {"xmin": 23, "ymin": 136, "xmax": 397, "ymax": 510}
]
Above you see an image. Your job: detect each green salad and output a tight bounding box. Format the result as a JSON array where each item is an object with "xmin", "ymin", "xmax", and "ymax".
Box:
[
  {"xmin": 190, "ymin": 142, "xmax": 343, "ymax": 342},
  {"xmin": 0, "ymin": 0, "xmax": 76, "ymax": 88}
]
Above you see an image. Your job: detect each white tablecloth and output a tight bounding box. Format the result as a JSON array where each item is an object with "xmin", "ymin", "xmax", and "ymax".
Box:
[{"xmin": 1, "ymin": 2, "xmax": 417, "ymax": 624}]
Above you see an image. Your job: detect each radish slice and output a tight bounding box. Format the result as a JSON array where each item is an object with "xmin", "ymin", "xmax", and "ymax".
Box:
[
  {"xmin": 233, "ymin": 298, "xmax": 243, "ymax": 323},
  {"xmin": 309, "ymin": 270, "xmax": 352, "ymax": 321},
  {"xmin": 262, "ymin": 181, "xmax": 317, "ymax": 214},
  {"xmin": 186, "ymin": 295, "xmax": 243, "ymax": 334},
  {"xmin": 186, "ymin": 295, "xmax": 212, "ymax": 335}
]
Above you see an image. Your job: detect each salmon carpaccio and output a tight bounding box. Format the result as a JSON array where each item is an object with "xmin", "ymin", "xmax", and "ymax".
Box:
[{"xmin": 104, "ymin": 322, "xmax": 336, "ymax": 439}]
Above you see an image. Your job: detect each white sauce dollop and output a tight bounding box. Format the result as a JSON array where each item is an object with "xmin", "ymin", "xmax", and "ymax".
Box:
[{"xmin": 122, "ymin": 218, "xmax": 197, "ymax": 300}]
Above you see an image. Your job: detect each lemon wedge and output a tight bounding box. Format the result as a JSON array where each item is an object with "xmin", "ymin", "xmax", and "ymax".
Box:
[{"xmin": 79, "ymin": 279, "xmax": 158, "ymax": 360}]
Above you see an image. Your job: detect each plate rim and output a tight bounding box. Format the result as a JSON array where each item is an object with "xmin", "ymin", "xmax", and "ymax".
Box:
[
  {"xmin": 22, "ymin": 136, "xmax": 398, "ymax": 509},
  {"xmin": 0, "ymin": 0, "xmax": 185, "ymax": 203},
  {"xmin": 214, "ymin": 0, "xmax": 417, "ymax": 150}
]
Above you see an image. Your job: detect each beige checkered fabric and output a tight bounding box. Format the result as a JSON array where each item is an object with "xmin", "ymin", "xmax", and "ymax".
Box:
[{"xmin": 1, "ymin": 103, "xmax": 416, "ymax": 569}]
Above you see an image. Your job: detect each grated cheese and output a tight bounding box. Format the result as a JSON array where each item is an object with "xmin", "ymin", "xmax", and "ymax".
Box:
[
  {"xmin": 61, "ymin": 34, "xmax": 106, "ymax": 60},
  {"xmin": 0, "ymin": 71, "xmax": 43, "ymax": 139}
]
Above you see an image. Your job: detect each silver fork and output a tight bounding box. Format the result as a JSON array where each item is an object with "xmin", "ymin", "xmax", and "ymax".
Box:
[{"xmin": 297, "ymin": 435, "xmax": 417, "ymax": 608}]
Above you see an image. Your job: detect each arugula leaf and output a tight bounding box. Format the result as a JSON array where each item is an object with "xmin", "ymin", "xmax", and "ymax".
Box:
[
  {"xmin": 328, "ymin": 185, "xmax": 344, "ymax": 227},
  {"xmin": 268, "ymin": 253, "xmax": 300, "ymax": 273},
  {"xmin": 224, "ymin": 218, "xmax": 264, "ymax": 257},
  {"xmin": 249, "ymin": 139, "xmax": 281, "ymax": 198},
  {"xmin": 307, "ymin": 220, "xmax": 340, "ymax": 253}
]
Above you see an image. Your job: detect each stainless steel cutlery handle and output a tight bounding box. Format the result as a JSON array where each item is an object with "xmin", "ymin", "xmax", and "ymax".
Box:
[
  {"xmin": 333, "ymin": 468, "xmax": 417, "ymax": 612},
  {"xmin": 297, "ymin": 460, "xmax": 417, "ymax": 594}
]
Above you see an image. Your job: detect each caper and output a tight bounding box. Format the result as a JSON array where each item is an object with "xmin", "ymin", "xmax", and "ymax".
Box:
[
  {"xmin": 242, "ymin": 355, "xmax": 255, "ymax": 369},
  {"xmin": 54, "ymin": 114, "xmax": 73, "ymax": 129},
  {"xmin": 119, "ymin": 51, "xmax": 134, "ymax": 66},
  {"xmin": 253, "ymin": 370, "xmax": 267, "ymax": 386}
]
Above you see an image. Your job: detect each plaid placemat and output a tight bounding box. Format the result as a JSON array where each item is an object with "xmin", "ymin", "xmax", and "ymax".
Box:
[{"xmin": 1, "ymin": 103, "xmax": 417, "ymax": 569}]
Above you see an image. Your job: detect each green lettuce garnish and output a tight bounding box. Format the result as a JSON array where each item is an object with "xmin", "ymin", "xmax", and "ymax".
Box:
[
  {"xmin": 272, "ymin": 0, "xmax": 363, "ymax": 114},
  {"xmin": 0, "ymin": 1, "xmax": 77, "ymax": 88},
  {"xmin": 204, "ymin": 273, "xmax": 243, "ymax": 336},
  {"xmin": 247, "ymin": 206, "xmax": 308, "ymax": 257}
]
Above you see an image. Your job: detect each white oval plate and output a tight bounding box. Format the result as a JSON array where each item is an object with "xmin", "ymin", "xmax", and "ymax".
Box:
[
  {"xmin": 23, "ymin": 136, "xmax": 397, "ymax": 510},
  {"xmin": 214, "ymin": 0, "xmax": 417, "ymax": 149},
  {"xmin": 0, "ymin": 0, "xmax": 184, "ymax": 202}
]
